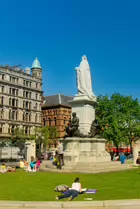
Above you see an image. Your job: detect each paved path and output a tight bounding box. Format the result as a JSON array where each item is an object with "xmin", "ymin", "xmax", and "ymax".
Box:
[
  {"xmin": 0, "ymin": 207, "xmax": 139, "ymax": 209},
  {"xmin": 0, "ymin": 200, "xmax": 140, "ymax": 208}
]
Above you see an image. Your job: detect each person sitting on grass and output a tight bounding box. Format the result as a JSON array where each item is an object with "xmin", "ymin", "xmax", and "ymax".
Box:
[
  {"xmin": 30, "ymin": 156, "xmax": 36, "ymax": 171},
  {"xmin": 136, "ymin": 156, "xmax": 140, "ymax": 165},
  {"xmin": 19, "ymin": 159, "xmax": 25, "ymax": 169},
  {"xmin": 36, "ymin": 157, "xmax": 41, "ymax": 171},
  {"xmin": 56, "ymin": 177, "xmax": 82, "ymax": 201},
  {"xmin": 0, "ymin": 163, "xmax": 7, "ymax": 173}
]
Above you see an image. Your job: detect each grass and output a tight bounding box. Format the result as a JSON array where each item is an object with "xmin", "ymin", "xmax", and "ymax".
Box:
[{"xmin": 0, "ymin": 169, "xmax": 140, "ymax": 201}]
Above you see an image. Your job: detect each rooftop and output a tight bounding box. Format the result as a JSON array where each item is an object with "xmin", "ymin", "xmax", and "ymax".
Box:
[
  {"xmin": 42, "ymin": 94, "xmax": 73, "ymax": 108},
  {"xmin": 32, "ymin": 58, "xmax": 42, "ymax": 69}
]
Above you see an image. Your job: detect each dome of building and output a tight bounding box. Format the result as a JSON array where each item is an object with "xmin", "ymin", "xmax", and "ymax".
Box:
[{"xmin": 31, "ymin": 58, "xmax": 42, "ymax": 69}]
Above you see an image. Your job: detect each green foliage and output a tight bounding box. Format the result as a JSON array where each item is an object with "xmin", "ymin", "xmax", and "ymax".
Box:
[
  {"xmin": 11, "ymin": 127, "xmax": 26, "ymax": 145},
  {"xmin": 34, "ymin": 126, "xmax": 58, "ymax": 150},
  {"xmin": 96, "ymin": 93, "xmax": 140, "ymax": 149}
]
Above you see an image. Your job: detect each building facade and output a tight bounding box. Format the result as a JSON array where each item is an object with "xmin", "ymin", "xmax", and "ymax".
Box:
[
  {"xmin": 0, "ymin": 58, "xmax": 43, "ymax": 141},
  {"xmin": 42, "ymin": 94, "xmax": 73, "ymax": 138}
]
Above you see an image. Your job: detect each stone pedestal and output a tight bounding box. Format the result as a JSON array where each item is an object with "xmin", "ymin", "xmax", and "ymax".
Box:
[
  {"xmin": 62, "ymin": 137, "xmax": 110, "ymax": 164},
  {"xmin": 25, "ymin": 140, "xmax": 36, "ymax": 163},
  {"xmin": 133, "ymin": 140, "xmax": 140, "ymax": 165},
  {"xmin": 69, "ymin": 94, "xmax": 97, "ymax": 135}
]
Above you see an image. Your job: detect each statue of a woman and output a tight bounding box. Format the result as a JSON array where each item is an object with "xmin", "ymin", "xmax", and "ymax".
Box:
[{"xmin": 75, "ymin": 55, "xmax": 96, "ymax": 101}]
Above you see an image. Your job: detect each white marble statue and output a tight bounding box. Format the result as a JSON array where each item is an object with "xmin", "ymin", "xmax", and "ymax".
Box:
[{"xmin": 75, "ymin": 55, "xmax": 96, "ymax": 100}]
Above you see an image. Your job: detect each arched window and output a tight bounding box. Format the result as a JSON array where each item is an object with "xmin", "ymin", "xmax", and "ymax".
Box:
[
  {"xmin": 29, "ymin": 102, "xmax": 31, "ymax": 109},
  {"xmin": 54, "ymin": 117, "xmax": 57, "ymax": 126},
  {"xmin": 9, "ymin": 110, "xmax": 11, "ymax": 119},
  {"xmin": 43, "ymin": 118, "xmax": 46, "ymax": 126},
  {"xmin": 25, "ymin": 101, "xmax": 28, "ymax": 109},
  {"xmin": 23, "ymin": 112, "xmax": 25, "ymax": 121},
  {"xmin": 16, "ymin": 111, "xmax": 18, "ymax": 120},
  {"xmin": 1, "ymin": 96, "xmax": 4, "ymax": 105},
  {"xmin": 12, "ymin": 98, "xmax": 16, "ymax": 107},
  {"xmin": 48, "ymin": 118, "xmax": 51, "ymax": 126},
  {"xmin": 29, "ymin": 114, "xmax": 31, "ymax": 122},
  {"xmin": 35, "ymin": 114, "xmax": 37, "ymax": 123},
  {"xmin": 12, "ymin": 111, "xmax": 15, "ymax": 120},
  {"xmin": 64, "ymin": 117, "xmax": 66, "ymax": 125},
  {"xmin": 16, "ymin": 99, "xmax": 18, "ymax": 107},
  {"xmin": 9, "ymin": 98, "xmax": 11, "ymax": 106},
  {"xmin": 25, "ymin": 113, "xmax": 28, "ymax": 121}
]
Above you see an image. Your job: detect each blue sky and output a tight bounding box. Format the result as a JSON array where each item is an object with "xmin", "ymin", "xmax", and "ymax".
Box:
[{"xmin": 0, "ymin": 0, "xmax": 140, "ymax": 99}]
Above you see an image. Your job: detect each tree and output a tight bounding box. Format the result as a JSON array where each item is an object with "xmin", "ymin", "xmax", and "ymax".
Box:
[
  {"xmin": 96, "ymin": 93, "xmax": 140, "ymax": 152},
  {"xmin": 35, "ymin": 126, "xmax": 58, "ymax": 153}
]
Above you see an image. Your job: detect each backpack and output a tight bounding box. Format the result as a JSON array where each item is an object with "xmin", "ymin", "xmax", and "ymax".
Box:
[{"xmin": 54, "ymin": 185, "xmax": 69, "ymax": 192}]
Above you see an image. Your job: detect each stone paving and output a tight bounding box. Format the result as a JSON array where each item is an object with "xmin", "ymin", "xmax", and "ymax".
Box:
[{"xmin": 0, "ymin": 200, "xmax": 140, "ymax": 209}]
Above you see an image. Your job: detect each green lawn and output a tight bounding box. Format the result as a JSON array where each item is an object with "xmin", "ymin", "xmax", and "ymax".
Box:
[{"xmin": 0, "ymin": 169, "xmax": 140, "ymax": 201}]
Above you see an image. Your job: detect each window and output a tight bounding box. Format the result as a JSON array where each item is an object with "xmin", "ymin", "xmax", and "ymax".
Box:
[
  {"xmin": 2, "ymin": 74, "xmax": 4, "ymax": 80},
  {"xmin": 29, "ymin": 114, "xmax": 31, "ymax": 122},
  {"xmin": 23, "ymin": 91, "xmax": 25, "ymax": 98},
  {"xmin": 36, "ymin": 83, "xmax": 38, "ymax": 88},
  {"xmin": 1, "ymin": 96, "xmax": 4, "ymax": 105},
  {"xmin": 11, "ymin": 125, "xmax": 15, "ymax": 134},
  {"xmin": 54, "ymin": 117, "xmax": 57, "ymax": 126},
  {"xmin": 64, "ymin": 117, "xmax": 66, "ymax": 125},
  {"xmin": 12, "ymin": 98, "xmax": 15, "ymax": 107},
  {"xmin": 16, "ymin": 111, "xmax": 18, "ymax": 120},
  {"xmin": 0, "ymin": 109, "xmax": 3, "ymax": 119},
  {"xmin": 25, "ymin": 113, "xmax": 28, "ymax": 121},
  {"xmin": 23, "ymin": 113, "xmax": 25, "ymax": 121},
  {"xmin": 25, "ymin": 101, "xmax": 28, "ymax": 109},
  {"xmin": 26, "ymin": 92, "xmax": 29, "ymax": 98},
  {"xmin": 16, "ymin": 99, "xmax": 18, "ymax": 107},
  {"xmin": 35, "ymin": 103, "xmax": 37, "ymax": 110},
  {"xmin": 16, "ymin": 89, "xmax": 18, "ymax": 96},
  {"xmin": 29, "ymin": 102, "xmax": 31, "ymax": 109},
  {"xmin": 9, "ymin": 110, "xmax": 11, "ymax": 119},
  {"xmin": 9, "ymin": 98, "xmax": 11, "ymax": 106},
  {"xmin": 29, "ymin": 92, "xmax": 31, "ymax": 98},
  {"xmin": 9, "ymin": 88, "xmax": 12, "ymax": 95},
  {"xmin": 12, "ymin": 88, "xmax": 16, "ymax": 96},
  {"xmin": 12, "ymin": 111, "xmax": 15, "ymax": 120},
  {"xmin": 2, "ymin": 86, "xmax": 4, "ymax": 93},
  {"xmin": 43, "ymin": 118, "xmax": 46, "ymax": 126},
  {"xmin": 0, "ymin": 125, "xmax": 2, "ymax": 133},
  {"xmin": 23, "ymin": 80, "xmax": 25, "ymax": 85},
  {"xmin": 25, "ymin": 127, "xmax": 28, "ymax": 134},
  {"xmin": 23, "ymin": 101, "xmax": 25, "ymax": 108},
  {"xmin": 16, "ymin": 78, "xmax": 18, "ymax": 84},
  {"xmin": 35, "ymin": 114, "xmax": 37, "ymax": 123},
  {"xmin": 12, "ymin": 77, "xmax": 16, "ymax": 83},
  {"xmin": 10, "ymin": 76, "xmax": 12, "ymax": 82},
  {"xmin": 26, "ymin": 81, "xmax": 29, "ymax": 86},
  {"xmin": 48, "ymin": 118, "xmax": 51, "ymax": 126},
  {"xmin": 30, "ymin": 82, "xmax": 32, "ymax": 87},
  {"xmin": 8, "ymin": 126, "xmax": 10, "ymax": 133}
]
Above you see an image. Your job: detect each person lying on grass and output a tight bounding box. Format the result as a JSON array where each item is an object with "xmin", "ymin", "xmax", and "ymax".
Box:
[{"xmin": 56, "ymin": 177, "xmax": 82, "ymax": 201}]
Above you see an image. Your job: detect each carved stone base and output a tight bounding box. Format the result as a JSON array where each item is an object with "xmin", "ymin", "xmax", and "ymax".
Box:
[
  {"xmin": 62, "ymin": 137, "xmax": 111, "ymax": 164},
  {"xmin": 69, "ymin": 94, "xmax": 97, "ymax": 135}
]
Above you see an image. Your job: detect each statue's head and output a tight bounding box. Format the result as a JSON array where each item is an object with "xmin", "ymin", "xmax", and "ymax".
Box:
[
  {"xmin": 72, "ymin": 112, "xmax": 76, "ymax": 117},
  {"xmin": 82, "ymin": 55, "xmax": 87, "ymax": 61}
]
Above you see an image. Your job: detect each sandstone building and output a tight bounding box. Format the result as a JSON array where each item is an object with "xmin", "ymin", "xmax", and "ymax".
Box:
[
  {"xmin": 42, "ymin": 94, "xmax": 73, "ymax": 138},
  {"xmin": 0, "ymin": 58, "xmax": 42, "ymax": 141}
]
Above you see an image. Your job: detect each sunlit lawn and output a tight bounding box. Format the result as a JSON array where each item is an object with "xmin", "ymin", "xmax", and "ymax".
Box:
[{"xmin": 0, "ymin": 169, "xmax": 139, "ymax": 201}]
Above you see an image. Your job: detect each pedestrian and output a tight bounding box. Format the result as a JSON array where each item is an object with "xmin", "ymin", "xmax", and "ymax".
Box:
[
  {"xmin": 57, "ymin": 141, "xmax": 64, "ymax": 167},
  {"xmin": 56, "ymin": 177, "xmax": 82, "ymax": 201}
]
